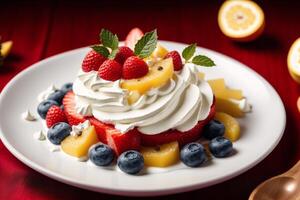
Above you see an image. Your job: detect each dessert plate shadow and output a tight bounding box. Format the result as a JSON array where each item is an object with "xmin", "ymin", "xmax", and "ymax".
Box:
[{"xmin": 0, "ymin": 41, "xmax": 286, "ymax": 196}]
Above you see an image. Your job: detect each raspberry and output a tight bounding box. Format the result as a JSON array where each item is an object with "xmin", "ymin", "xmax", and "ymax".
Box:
[
  {"xmin": 98, "ymin": 59, "xmax": 123, "ymax": 81},
  {"xmin": 114, "ymin": 46, "xmax": 134, "ymax": 64},
  {"xmin": 123, "ymin": 56, "xmax": 148, "ymax": 79},
  {"xmin": 82, "ymin": 50, "xmax": 106, "ymax": 72},
  {"xmin": 46, "ymin": 105, "xmax": 67, "ymax": 128}
]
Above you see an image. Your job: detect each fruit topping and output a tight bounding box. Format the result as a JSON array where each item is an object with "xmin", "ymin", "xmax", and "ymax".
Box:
[
  {"xmin": 37, "ymin": 99, "xmax": 59, "ymax": 119},
  {"xmin": 125, "ymin": 28, "xmax": 144, "ymax": 50},
  {"xmin": 82, "ymin": 50, "xmax": 106, "ymax": 72},
  {"xmin": 114, "ymin": 46, "xmax": 134, "ymax": 64},
  {"xmin": 117, "ymin": 150, "xmax": 144, "ymax": 174},
  {"xmin": 47, "ymin": 90, "xmax": 65, "ymax": 105},
  {"xmin": 164, "ymin": 50, "xmax": 183, "ymax": 71},
  {"xmin": 141, "ymin": 141, "xmax": 179, "ymax": 167},
  {"xmin": 63, "ymin": 92, "xmax": 85, "ymax": 126},
  {"xmin": 123, "ymin": 56, "xmax": 149, "ymax": 79},
  {"xmin": 209, "ymin": 136, "xmax": 233, "ymax": 158},
  {"xmin": 89, "ymin": 144, "xmax": 115, "ymax": 166},
  {"xmin": 98, "ymin": 60, "xmax": 123, "ymax": 81},
  {"xmin": 47, "ymin": 122, "xmax": 71, "ymax": 145},
  {"xmin": 61, "ymin": 125, "xmax": 99, "ymax": 158},
  {"xmin": 61, "ymin": 82, "xmax": 73, "ymax": 95},
  {"xmin": 151, "ymin": 44, "xmax": 169, "ymax": 59},
  {"xmin": 46, "ymin": 105, "xmax": 67, "ymax": 128},
  {"xmin": 203, "ymin": 119, "xmax": 225, "ymax": 140},
  {"xmin": 180, "ymin": 142, "xmax": 207, "ymax": 167},
  {"xmin": 214, "ymin": 112, "xmax": 240, "ymax": 142},
  {"xmin": 121, "ymin": 58, "xmax": 174, "ymax": 94},
  {"xmin": 208, "ymin": 78, "xmax": 243, "ymax": 100}
]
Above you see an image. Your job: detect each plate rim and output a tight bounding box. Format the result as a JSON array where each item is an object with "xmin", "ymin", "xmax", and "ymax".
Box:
[{"xmin": 0, "ymin": 40, "xmax": 286, "ymax": 196}]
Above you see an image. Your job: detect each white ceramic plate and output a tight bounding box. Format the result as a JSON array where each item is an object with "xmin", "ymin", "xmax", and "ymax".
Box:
[{"xmin": 0, "ymin": 41, "xmax": 286, "ymax": 196}]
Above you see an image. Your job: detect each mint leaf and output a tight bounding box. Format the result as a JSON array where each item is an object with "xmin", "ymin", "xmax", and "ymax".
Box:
[
  {"xmin": 91, "ymin": 45, "xmax": 110, "ymax": 58},
  {"xmin": 108, "ymin": 48, "xmax": 119, "ymax": 59},
  {"xmin": 100, "ymin": 29, "xmax": 119, "ymax": 50},
  {"xmin": 134, "ymin": 29, "xmax": 157, "ymax": 59},
  {"xmin": 182, "ymin": 43, "xmax": 196, "ymax": 61},
  {"xmin": 192, "ymin": 55, "xmax": 215, "ymax": 67}
]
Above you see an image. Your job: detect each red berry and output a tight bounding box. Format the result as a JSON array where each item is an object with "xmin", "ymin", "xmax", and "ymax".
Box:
[
  {"xmin": 123, "ymin": 56, "xmax": 149, "ymax": 79},
  {"xmin": 98, "ymin": 60, "xmax": 123, "ymax": 81},
  {"xmin": 63, "ymin": 92, "xmax": 85, "ymax": 126},
  {"xmin": 114, "ymin": 46, "xmax": 134, "ymax": 64},
  {"xmin": 125, "ymin": 28, "xmax": 144, "ymax": 50},
  {"xmin": 164, "ymin": 50, "xmax": 183, "ymax": 71},
  {"xmin": 46, "ymin": 105, "xmax": 67, "ymax": 128},
  {"xmin": 82, "ymin": 50, "xmax": 106, "ymax": 72}
]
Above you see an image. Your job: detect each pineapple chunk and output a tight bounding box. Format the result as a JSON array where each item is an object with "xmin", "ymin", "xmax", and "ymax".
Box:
[
  {"xmin": 151, "ymin": 44, "xmax": 169, "ymax": 58},
  {"xmin": 127, "ymin": 91, "xmax": 141, "ymax": 105},
  {"xmin": 214, "ymin": 112, "xmax": 240, "ymax": 142},
  {"xmin": 121, "ymin": 58, "xmax": 174, "ymax": 94},
  {"xmin": 141, "ymin": 141, "xmax": 179, "ymax": 167},
  {"xmin": 208, "ymin": 78, "xmax": 243, "ymax": 100},
  {"xmin": 215, "ymin": 97, "xmax": 244, "ymax": 118},
  {"xmin": 61, "ymin": 126, "xmax": 99, "ymax": 158}
]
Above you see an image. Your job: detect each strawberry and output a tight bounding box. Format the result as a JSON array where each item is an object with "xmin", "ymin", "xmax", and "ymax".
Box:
[
  {"xmin": 98, "ymin": 60, "xmax": 123, "ymax": 81},
  {"xmin": 88, "ymin": 117, "xmax": 113, "ymax": 144},
  {"xmin": 125, "ymin": 28, "xmax": 144, "ymax": 50},
  {"xmin": 114, "ymin": 46, "xmax": 134, "ymax": 64},
  {"xmin": 140, "ymin": 101, "xmax": 216, "ymax": 146},
  {"xmin": 164, "ymin": 50, "xmax": 183, "ymax": 71},
  {"xmin": 123, "ymin": 56, "xmax": 149, "ymax": 79},
  {"xmin": 63, "ymin": 92, "xmax": 85, "ymax": 126},
  {"xmin": 46, "ymin": 105, "xmax": 67, "ymax": 128},
  {"xmin": 82, "ymin": 50, "xmax": 106, "ymax": 72},
  {"xmin": 107, "ymin": 128, "xmax": 141, "ymax": 155}
]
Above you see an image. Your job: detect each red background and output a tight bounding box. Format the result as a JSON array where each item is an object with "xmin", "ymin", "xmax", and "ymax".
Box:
[{"xmin": 1, "ymin": 0, "xmax": 300, "ymax": 199}]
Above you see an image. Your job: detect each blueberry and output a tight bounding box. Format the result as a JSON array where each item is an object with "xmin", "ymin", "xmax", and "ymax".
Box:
[
  {"xmin": 61, "ymin": 82, "xmax": 73, "ymax": 95},
  {"xmin": 203, "ymin": 120, "xmax": 225, "ymax": 140},
  {"xmin": 37, "ymin": 100, "xmax": 59, "ymax": 119},
  {"xmin": 209, "ymin": 136, "xmax": 233, "ymax": 158},
  {"xmin": 117, "ymin": 150, "xmax": 144, "ymax": 174},
  {"xmin": 180, "ymin": 143, "xmax": 207, "ymax": 167},
  {"xmin": 89, "ymin": 144, "xmax": 115, "ymax": 166},
  {"xmin": 47, "ymin": 122, "xmax": 71, "ymax": 145},
  {"xmin": 47, "ymin": 90, "xmax": 65, "ymax": 105}
]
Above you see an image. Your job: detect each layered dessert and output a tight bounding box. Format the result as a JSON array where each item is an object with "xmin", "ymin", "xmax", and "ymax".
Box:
[{"xmin": 33, "ymin": 28, "xmax": 250, "ymax": 174}]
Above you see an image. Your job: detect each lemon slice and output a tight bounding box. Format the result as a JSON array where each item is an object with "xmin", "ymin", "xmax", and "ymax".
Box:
[
  {"xmin": 1, "ymin": 41, "xmax": 13, "ymax": 58},
  {"xmin": 287, "ymin": 38, "xmax": 300, "ymax": 83},
  {"xmin": 218, "ymin": 0, "xmax": 265, "ymax": 41}
]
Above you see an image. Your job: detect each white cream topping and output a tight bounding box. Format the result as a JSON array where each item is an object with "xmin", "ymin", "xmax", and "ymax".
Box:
[
  {"xmin": 73, "ymin": 63, "xmax": 214, "ymax": 135},
  {"xmin": 70, "ymin": 120, "xmax": 91, "ymax": 137},
  {"xmin": 33, "ymin": 130, "xmax": 46, "ymax": 141},
  {"xmin": 22, "ymin": 110, "xmax": 36, "ymax": 121},
  {"xmin": 38, "ymin": 84, "xmax": 57, "ymax": 102},
  {"xmin": 230, "ymin": 98, "xmax": 252, "ymax": 112}
]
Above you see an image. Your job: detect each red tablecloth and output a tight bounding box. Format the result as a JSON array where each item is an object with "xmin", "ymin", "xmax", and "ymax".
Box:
[{"xmin": 1, "ymin": 0, "xmax": 300, "ymax": 199}]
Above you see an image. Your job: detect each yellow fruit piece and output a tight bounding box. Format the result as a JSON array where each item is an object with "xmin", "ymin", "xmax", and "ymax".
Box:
[
  {"xmin": 61, "ymin": 126, "xmax": 99, "ymax": 158},
  {"xmin": 151, "ymin": 44, "xmax": 169, "ymax": 58},
  {"xmin": 215, "ymin": 97, "xmax": 244, "ymax": 118},
  {"xmin": 214, "ymin": 112, "xmax": 240, "ymax": 142},
  {"xmin": 287, "ymin": 38, "xmax": 300, "ymax": 84},
  {"xmin": 141, "ymin": 141, "xmax": 179, "ymax": 167},
  {"xmin": 208, "ymin": 78, "xmax": 243, "ymax": 100},
  {"xmin": 218, "ymin": 0, "xmax": 265, "ymax": 41},
  {"xmin": 121, "ymin": 58, "xmax": 174, "ymax": 94},
  {"xmin": 127, "ymin": 91, "xmax": 141, "ymax": 105},
  {"xmin": 1, "ymin": 41, "xmax": 13, "ymax": 58}
]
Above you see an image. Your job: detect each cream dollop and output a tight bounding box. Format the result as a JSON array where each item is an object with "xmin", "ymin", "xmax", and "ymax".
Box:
[
  {"xmin": 73, "ymin": 63, "xmax": 214, "ymax": 135},
  {"xmin": 38, "ymin": 84, "xmax": 57, "ymax": 102},
  {"xmin": 22, "ymin": 110, "xmax": 36, "ymax": 121},
  {"xmin": 33, "ymin": 130, "xmax": 46, "ymax": 141},
  {"xmin": 70, "ymin": 120, "xmax": 91, "ymax": 137}
]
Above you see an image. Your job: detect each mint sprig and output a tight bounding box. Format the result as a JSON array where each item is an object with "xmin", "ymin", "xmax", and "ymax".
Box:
[
  {"xmin": 134, "ymin": 29, "xmax": 157, "ymax": 59},
  {"xmin": 91, "ymin": 29, "xmax": 119, "ymax": 59},
  {"xmin": 182, "ymin": 43, "xmax": 196, "ymax": 61},
  {"xmin": 181, "ymin": 43, "xmax": 215, "ymax": 67},
  {"xmin": 192, "ymin": 55, "xmax": 215, "ymax": 67}
]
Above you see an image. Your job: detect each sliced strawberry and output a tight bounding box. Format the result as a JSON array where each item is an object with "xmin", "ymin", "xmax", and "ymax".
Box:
[
  {"xmin": 62, "ymin": 91, "xmax": 85, "ymax": 126},
  {"xmin": 88, "ymin": 117, "xmax": 113, "ymax": 144},
  {"xmin": 107, "ymin": 128, "xmax": 141, "ymax": 156},
  {"xmin": 125, "ymin": 28, "xmax": 144, "ymax": 50},
  {"xmin": 141, "ymin": 101, "xmax": 216, "ymax": 146}
]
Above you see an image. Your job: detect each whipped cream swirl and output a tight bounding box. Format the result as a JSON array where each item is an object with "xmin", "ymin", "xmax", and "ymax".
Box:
[{"xmin": 73, "ymin": 63, "xmax": 214, "ymax": 135}]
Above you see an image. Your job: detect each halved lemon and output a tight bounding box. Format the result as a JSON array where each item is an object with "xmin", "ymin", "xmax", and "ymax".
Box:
[
  {"xmin": 287, "ymin": 38, "xmax": 300, "ymax": 83},
  {"xmin": 218, "ymin": 0, "xmax": 265, "ymax": 41}
]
